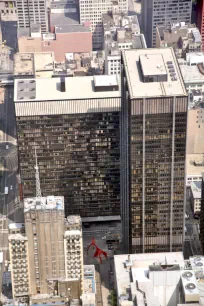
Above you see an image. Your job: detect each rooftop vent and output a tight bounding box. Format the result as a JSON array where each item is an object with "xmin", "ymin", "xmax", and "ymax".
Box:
[
  {"xmin": 60, "ymin": 77, "xmax": 66, "ymax": 92},
  {"xmin": 182, "ymin": 271, "xmax": 193, "ymax": 279},
  {"xmin": 185, "ymin": 283, "xmax": 196, "ymax": 291}
]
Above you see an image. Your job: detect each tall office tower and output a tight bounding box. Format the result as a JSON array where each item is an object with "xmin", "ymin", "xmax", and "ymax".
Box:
[
  {"xmin": 16, "ymin": 0, "xmax": 48, "ymax": 33},
  {"xmin": 141, "ymin": 0, "xmax": 192, "ymax": 47},
  {"xmin": 14, "ymin": 76, "xmax": 120, "ymax": 218},
  {"xmin": 9, "ymin": 228, "xmax": 30, "ymax": 302},
  {"xmin": 121, "ymin": 48, "xmax": 188, "ymax": 253},
  {"xmin": 64, "ymin": 216, "xmax": 84, "ymax": 294},
  {"xmin": 79, "ymin": 0, "xmax": 128, "ymax": 49},
  {"xmin": 24, "ymin": 196, "xmax": 65, "ymax": 295},
  {"xmin": 196, "ymin": 0, "xmax": 204, "ymax": 51}
]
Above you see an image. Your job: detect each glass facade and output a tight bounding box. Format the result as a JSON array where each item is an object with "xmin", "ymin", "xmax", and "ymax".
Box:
[
  {"xmin": 16, "ymin": 112, "xmax": 120, "ymax": 217},
  {"xmin": 130, "ymin": 104, "xmax": 187, "ymax": 253}
]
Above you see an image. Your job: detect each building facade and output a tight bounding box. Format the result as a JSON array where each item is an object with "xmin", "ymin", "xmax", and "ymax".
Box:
[
  {"xmin": 189, "ymin": 181, "xmax": 202, "ymax": 217},
  {"xmin": 64, "ymin": 216, "xmax": 84, "ymax": 293},
  {"xmin": 79, "ymin": 0, "xmax": 128, "ymax": 50},
  {"xmin": 196, "ymin": 0, "xmax": 204, "ymax": 51},
  {"xmin": 24, "ymin": 196, "xmax": 65, "ymax": 295},
  {"xmin": 16, "ymin": 0, "xmax": 48, "ymax": 32},
  {"xmin": 14, "ymin": 76, "xmax": 121, "ymax": 218},
  {"xmin": 121, "ymin": 48, "xmax": 188, "ymax": 253},
  {"xmin": 142, "ymin": 0, "xmax": 192, "ymax": 47}
]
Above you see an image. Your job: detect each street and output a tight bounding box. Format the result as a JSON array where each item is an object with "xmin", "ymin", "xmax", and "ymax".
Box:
[
  {"xmin": 83, "ymin": 221, "xmax": 121, "ymax": 306},
  {"xmin": 183, "ymin": 188, "xmax": 202, "ymax": 259}
]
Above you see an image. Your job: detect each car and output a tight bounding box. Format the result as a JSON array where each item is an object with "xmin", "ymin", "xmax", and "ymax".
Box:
[
  {"xmin": 10, "ymin": 185, "xmax": 13, "ymax": 190},
  {"xmin": 6, "ymin": 145, "xmax": 9, "ymax": 150}
]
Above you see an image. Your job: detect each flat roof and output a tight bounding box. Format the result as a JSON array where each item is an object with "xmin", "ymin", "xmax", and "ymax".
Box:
[
  {"xmin": 50, "ymin": 12, "xmax": 79, "ymax": 26},
  {"xmin": 34, "ymin": 52, "xmax": 54, "ymax": 72},
  {"xmin": 180, "ymin": 63, "xmax": 204, "ymax": 84},
  {"xmin": 8, "ymin": 233, "xmax": 27, "ymax": 241},
  {"xmin": 14, "ymin": 53, "xmax": 34, "ymax": 76},
  {"xmin": 24, "ymin": 196, "xmax": 64, "ymax": 212},
  {"xmin": 55, "ymin": 24, "xmax": 90, "ymax": 33},
  {"xmin": 9, "ymin": 223, "xmax": 25, "ymax": 230},
  {"xmin": 115, "ymin": 252, "xmax": 184, "ymax": 298},
  {"xmin": 122, "ymin": 48, "xmax": 187, "ymax": 99},
  {"xmin": 186, "ymin": 154, "xmax": 204, "ymax": 176},
  {"xmin": 140, "ymin": 54, "xmax": 167, "ymax": 77},
  {"xmin": 14, "ymin": 76, "xmax": 121, "ymax": 102},
  {"xmin": 190, "ymin": 181, "xmax": 201, "ymax": 199}
]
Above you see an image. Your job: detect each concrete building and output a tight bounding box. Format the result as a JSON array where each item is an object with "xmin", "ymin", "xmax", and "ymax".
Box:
[
  {"xmin": 18, "ymin": 24, "xmax": 92, "ymax": 62},
  {"xmin": 16, "ymin": 0, "xmax": 48, "ymax": 33},
  {"xmin": 14, "ymin": 75, "xmax": 121, "ymax": 218},
  {"xmin": 82, "ymin": 265, "xmax": 96, "ymax": 306},
  {"xmin": 200, "ymin": 173, "xmax": 204, "ymax": 252},
  {"xmin": 156, "ymin": 23, "xmax": 202, "ymax": 58},
  {"xmin": 190, "ymin": 181, "xmax": 202, "ymax": 217},
  {"xmin": 64, "ymin": 215, "xmax": 84, "ymax": 294},
  {"xmin": 14, "ymin": 52, "xmax": 55, "ymax": 78},
  {"xmin": 121, "ymin": 48, "xmax": 188, "ymax": 253},
  {"xmin": 179, "ymin": 53, "xmax": 204, "ymax": 93},
  {"xmin": 24, "ymin": 196, "xmax": 65, "ymax": 295},
  {"xmin": 0, "ymin": 0, "xmax": 17, "ymax": 21},
  {"xmin": 114, "ymin": 253, "xmax": 204, "ymax": 306},
  {"xmin": 79, "ymin": 0, "xmax": 128, "ymax": 50},
  {"xmin": 103, "ymin": 12, "xmax": 146, "ymax": 75},
  {"xmin": 8, "ymin": 231, "xmax": 30, "ymax": 302},
  {"xmin": 142, "ymin": 0, "xmax": 192, "ymax": 47}
]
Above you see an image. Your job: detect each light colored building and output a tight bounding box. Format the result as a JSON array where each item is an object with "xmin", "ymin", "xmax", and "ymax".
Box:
[
  {"xmin": 142, "ymin": 0, "xmax": 192, "ymax": 47},
  {"xmin": 14, "ymin": 52, "xmax": 55, "ymax": 78},
  {"xmin": 79, "ymin": 0, "xmax": 128, "ymax": 50},
  {"xmin": 186, "ymin": 154, "xmax": 204, "ymax": 187},
  {"xmin": 190, "ymin": 181, "xmax": 202, "ymax": 216},
  {"xmin": 0, "ymin": 0, "xmax": 17, "ymax": 21},
  {"xmin": 179, "ymin": 54, "xmax": 204, "ymax": 93},
  {"xmin": 114, "ymin": 253, "xmax": 204, "ymax": 306},
  {"xmin": 156, "ymin": 23, "xmax": 202, "ymax": 58},
  {"xmin": 18, "ymin": 24, "xmax": 92, "ymax": 62},
  {"xmin": 24, "ymin": 196, "xmax": 65, "ymax": 295},
  {"xmin": 64, "ymin": 215, "xmax": 84, "ymax": 293},
  {"xmin": 8, "ymin": 233, "xmax": 30, "ymax": 302},
  {"xmin": 82, "ymin": 265, "xmax": 96, "ymax": 306},
  {"xmin": 103, "ymin": 12, "xmax": 146, "ymax": 75},
  {"xmin": 121, "ymin": 47, "xmax": 188, "ymax": 253},
  {"xmin": 16, "ymin": 0, "xmax": 48, "ymax": 33}
]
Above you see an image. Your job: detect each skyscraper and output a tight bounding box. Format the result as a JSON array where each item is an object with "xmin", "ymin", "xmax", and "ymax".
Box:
[
  {"xmin": 79, "ymin": 0, "xmax": 128, "ymax": 49},
  {"xmin": 196, "ymin": 0, "xmax": 204, "ymax": 51},
  {"xmin": 141, "ymin": 0, "xmax": 192, "ymax": 47},
  {"xmin": 121, "ymin": 48, "xmax": 188, "ymax": 253},
  {"xmin": 14, "ymin": 76, "xmax": 121, "ymax": 218},
  {"xmin": 16, "ymin": 0, "xmax": 48, "ymax": 33}
]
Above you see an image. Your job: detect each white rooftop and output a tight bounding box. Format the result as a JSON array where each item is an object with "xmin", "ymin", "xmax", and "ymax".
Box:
[
  {"xmin": 180, "ymin": 63, "xmax": 204, "ymax": 84},
  {"xmin": 24, "ymin": 196, "xmax": 64, "ymax": 212},
  {"xmin": 9, "ymin": 223, "xmax": 25, "ymax": 230},
  {"xmin": 8, "ymin": 233, "xmax": 28, "ymax": 241},
  {"xmin": 139, "ymin": 54, "xmax": 167, "ymax": 77},
  {"xmin": 64, "ymin": 230, "xmax": 81, "ymax": 236},
  {"xmin": 14, "ymin": 75, "xmax": 121, "ymax": 102},
  {"xmin": 0, "ymin": 252, "xmax": 3, "ymax": 263},
  {"xmin": 190, "ymin": 181, "xmax": 201, "ymax": 199},
  {"xmin": 122, "ymin": 48, "xmax": 187, "ymax": 98}
]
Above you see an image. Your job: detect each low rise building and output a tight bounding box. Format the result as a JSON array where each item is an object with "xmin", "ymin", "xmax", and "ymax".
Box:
[
  {"xmin": 14, "ymin": 52, "xmax": 55, "ymax": 78},
  {"xmin": 103, "ymin": 12, "xmax": 146, "ymax": 75},
  {"xmin": 18, "ymin": 24, "xmax": 92, "ymax": 62},
  {"xmin": 156, "ymin": 22, "xmax": 202, "ymax": 58},
  {"xmin": 190, "ymin": 181, "xmax": 202, "ymax": 217},
  {"xmin": 114, "ymin": 253, "xmax": 204, "ymax": 306},
  {"xmin": 82, "ymin": 265, "xmax": 96, "ymax": 306}
]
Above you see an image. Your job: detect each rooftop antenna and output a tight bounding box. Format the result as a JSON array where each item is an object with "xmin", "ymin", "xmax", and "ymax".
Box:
[{"xmin": 35, "ymin": 146, "xmax": 42, "ymax": 198}]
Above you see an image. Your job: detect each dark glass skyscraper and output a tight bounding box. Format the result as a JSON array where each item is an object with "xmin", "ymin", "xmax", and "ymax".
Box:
[
  {"xmin": 121, "ymin": 48, "xmax": 188, "ymax": 253},
  {"xmin": 14, "ymin": 76, "xmax": 121, "ymax": 217}
]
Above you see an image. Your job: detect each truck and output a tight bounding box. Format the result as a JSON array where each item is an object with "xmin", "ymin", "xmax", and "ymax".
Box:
[{"xmin": 4, "ymin": 187, "xmax": 8, "ymax": 195}]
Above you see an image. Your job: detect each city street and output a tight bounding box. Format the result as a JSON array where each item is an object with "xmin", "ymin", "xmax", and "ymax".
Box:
[
  {"xmin": 83, "ymin": 221, "xmax": 121, "ymax": 306},
  {"xmin": 0, "ymin": 86, "xmax": 23, "ymax": 253},
  {"xmin": 183, "ymin": 188, "xmax": 202, "ymax": 259}
]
